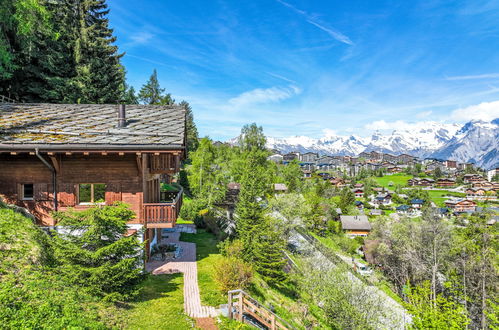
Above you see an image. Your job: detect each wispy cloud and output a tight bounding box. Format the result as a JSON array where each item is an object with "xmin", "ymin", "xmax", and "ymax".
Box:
[
  {"xmin": 129, "ymin": 31, "xmax": 154, "ymax": 44},
  {"xmin": 228, "ymin": 85, "xmax": 301, "ymax": 108},
  {"xmin": 276, "ymin": 0, "xmax": 353, "ymax": 45},
  {"xmin": 451, "ymin": 100, "xmax": 499, "ymax": 121},
  {"xmin": 416, "ymin": 110, "xmax": 432, "ymax": 118},
  {"xmin": 364, "ymin": 120, "xmax": 438, "ymax": 131},
  {"xmin": 445, "ymin": 73, "xmax": 499, "ymax": 81},
  {"xmin": 266, "ymin": 72, "xmax": 297, "ymax": 84}
]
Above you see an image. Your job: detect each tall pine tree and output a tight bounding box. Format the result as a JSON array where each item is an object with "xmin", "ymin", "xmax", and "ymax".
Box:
[{"xmin": 138, "ymin": 69, "xmax": 175, "ymax": 105}]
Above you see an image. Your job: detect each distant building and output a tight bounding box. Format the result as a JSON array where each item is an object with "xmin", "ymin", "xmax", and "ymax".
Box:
[
  {"xmin": 300, "ymin": 152, "xmax": 319, "ymax": 163},
  {"xmin": 267, "ymin": 153, "xmax": 284, "ymax": 163},
  {"xmin": 340, "ymin": 215, "xmax": 372, "ymax": 236},
  {"xmin": 283, "ymin": 152, "xmax": 299, "ymax": 162},
  {"xmin": 436, "ymin": 178, "xmax": 456, "ymax": 187},
  {"xmin": 273, "ymin": 183, "xmax": 288, "ymax": 193},
  {"xmin": 445, "ymin": 199, "xmax": 477, "ymax": 212}
]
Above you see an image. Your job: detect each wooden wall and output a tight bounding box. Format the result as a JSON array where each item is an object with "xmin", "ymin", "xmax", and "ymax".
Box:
[{"xmin": 0, "ymin": 153, "xmax": 144, "ymax": 226}]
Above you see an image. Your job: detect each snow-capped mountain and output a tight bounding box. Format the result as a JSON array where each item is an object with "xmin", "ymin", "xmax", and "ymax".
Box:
[
  {"xmin": 431, "ymin": 120, "xmax": 498, "ymax": 169},
  {"xmin": 259, "ymin": 120, "xmax": 498, "ymax": 169}
]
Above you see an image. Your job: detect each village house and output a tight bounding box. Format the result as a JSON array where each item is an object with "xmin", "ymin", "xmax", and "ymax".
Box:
[
  {"xmin": 267, "ymin": 153, "xmax": 283, "ymax": 163},
  {"xmin": 0, "ymin": 103, "xmax": 186, "ymax": 258},
  {"xmin": 445, "ymin": 160, "xmax": 458, "ymax": 169},
  {"xmin": 463, "ymin": 173, "xmax": 485, "ymax": 184},
  {"xmin": 396, "ymin": 204, "xmax": 411, "ymax": 214},
  {"xmin": 283, "ymin": 152, "xmax": 299, "ymax": 162},
  {"xmin": 273, "ymin": 183, "xmax": 288, "ymax": 193},
  {"xmin": 487, "ymin": 168, "xmax": 499, "ymax": 181},
  {"xmin": 465, "ymin": 188, "xmax": 496, "ymax": 200},
  {"xmin": 329, "ymin": 177, "xmax": 346, "ymax": 187},
  {"xmin": 382, "ymin": 153, "xmax": 398, "ymax": 163},
  {"xmin": 396, "ymin": 153, "xmax": 417, "ymax": 165},
  {"xmin": 340, "ymin": 215, "xmax": 372, "ymax": 237},
  {"xmin": 355, "ymin": 200, "xmax": 364, "ymax": 210},
  {"xmin": 374, "ymin": 193, "xmax": 392, "ymax": 205},
  {"xmin": 436, "ymin": 178, "xmax": 456, "ymax": 187},
  {"xmin": 472, "ymin": 181, "xmax": 499, "ymax": 189},
  {"xmin": 352, "ymin": 188, "xmax": 364, "ymax": 198},
  {"xmin": 410, "ymin": 199, "xmax": 425, "ymax": 209},
  {"xmin": 386, "ymin": 166, "xmax": 403, "ymax": 173},
  {"xmin": 408, "ymin": 177, "xmax": 435, "ymax": 187},
  {"xmin": 300, "ymin": 152, "xmax": 319, "ymax": 163},
  {"xmin": 445, "ymin": 199, "xmax": 477, "ymax": 212}
]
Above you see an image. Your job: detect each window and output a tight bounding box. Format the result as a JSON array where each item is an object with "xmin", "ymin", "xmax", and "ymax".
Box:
[
  {"xmin": 78, "ymin": 184, "xmax": 106, "ymax": 204},
  {"xmin": 21, "ymin": 184, "xmax": 34, "ymax": 200}
]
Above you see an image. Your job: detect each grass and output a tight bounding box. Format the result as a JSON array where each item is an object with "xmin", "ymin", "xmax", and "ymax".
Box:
[
  {"xmin": 119, "ymin": 274, "xmax": 193, "ymax": 330},
  {"xmin": 180, "ymin": 229, "xmax": 226, "ymax": 306},
  {"xmin": 373, "ymin": 174, "xmax": 413, "ymax": 188},
  {"xmin": 427, "ymin": 190, "xmax": 465, "ymax": 207}
]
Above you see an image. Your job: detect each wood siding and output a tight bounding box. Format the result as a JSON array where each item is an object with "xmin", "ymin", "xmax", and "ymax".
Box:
[{"xmin": 0, "ymin": 153, "xmax": 145, "ymax": 225}]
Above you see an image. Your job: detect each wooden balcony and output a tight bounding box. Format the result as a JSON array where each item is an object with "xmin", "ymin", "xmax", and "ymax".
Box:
[{"xmin": 142, "ymin": 188, "xmax": 183, "ymax": 228}]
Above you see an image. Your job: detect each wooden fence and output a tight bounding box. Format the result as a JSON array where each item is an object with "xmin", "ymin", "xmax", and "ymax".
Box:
[{"xmin": 227, "ymin": 289, "xmax": 293, "ymax": 330}]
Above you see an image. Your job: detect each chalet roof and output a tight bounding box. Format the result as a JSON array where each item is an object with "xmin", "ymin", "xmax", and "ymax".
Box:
[
  {"xmin": 340, "ymin": 215, "xmax": 372, "ymax": 231},
  {"xmin": 396, "ymin": 205, "xmax": 410, "ymax": 211},
  {"xmin": 0, "ymin": 103, "xmax": 185, "ymax": 149},
  {"xmin": 273, "ymin": 183, "xmax": 288, "ymax": 191},
  {"xmin": 410, "ymin": 199, "xmax": 425, "ymax": 204}
]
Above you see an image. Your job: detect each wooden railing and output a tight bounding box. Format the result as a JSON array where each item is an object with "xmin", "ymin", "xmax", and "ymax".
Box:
[
  {"xmin": 143, "ymin": 187, "xmax": 183, "ymax": 227},
  {"xmin": 0, "ymin": 95, "xmax": 18, "ymax": 103},
  {"xmin": 228, "ymin": 289, "xmax": 293, "ymax": 330}
]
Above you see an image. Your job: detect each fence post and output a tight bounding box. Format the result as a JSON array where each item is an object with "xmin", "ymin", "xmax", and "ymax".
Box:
[
  {"xmin": 228, "ymin": 291, "xmax": 233, "ymax": 320},
  {"xmin": 238, "ymin": 292, "xmax": 243, "ymax": 322}
]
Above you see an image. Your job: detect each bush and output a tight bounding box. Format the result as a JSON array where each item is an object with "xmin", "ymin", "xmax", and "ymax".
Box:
[{"xmin": 215, "ymin": 257, "xmax": 253, "ymax": 293}]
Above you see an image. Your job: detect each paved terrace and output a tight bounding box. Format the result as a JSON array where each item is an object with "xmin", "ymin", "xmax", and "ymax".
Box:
[{"xmin": 145, "ymin": 226, "xmax": 219, "ymax": 319}]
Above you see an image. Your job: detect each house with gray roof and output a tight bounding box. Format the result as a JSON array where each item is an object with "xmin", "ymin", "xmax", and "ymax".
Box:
[
  {"xmin": 0, "ymin": 103, "xmax": 186, "ymax": 260},
  {"xmin": 340, "ymin": 215, "xmax": 372, "ymax": 236}
]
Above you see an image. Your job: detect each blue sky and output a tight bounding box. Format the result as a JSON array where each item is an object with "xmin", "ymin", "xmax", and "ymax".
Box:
[{"xmin": 108, "ymin": 0, "xmax": 499, "ymax": 140}]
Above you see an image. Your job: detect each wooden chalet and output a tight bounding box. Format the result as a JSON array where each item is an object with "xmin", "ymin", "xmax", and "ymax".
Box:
[
  {"xmin": 436, "ymin": 178, "xmax": 456, "ymax": 187},
  {"xmin": 340, "ymin": 215, "xmax": 371, "ymax": 236},
  {"xmin": 408, "ymin": 177, "xmax": 435, "ymax": 187},
  {"xmin": 463, "ymin": 174, "xmax": 485, "ymax": 184},
  {"xmin": 444, "ymin": 199, "xmax": 477, "ymax": 212},
  {"xmin": 0, "ymin": 103, "xmax": 186, "ymax": 256}
]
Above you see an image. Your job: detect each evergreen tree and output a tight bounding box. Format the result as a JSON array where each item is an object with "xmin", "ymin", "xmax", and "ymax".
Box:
[
  {"xmin": 235, "ymin": 123, "xmax": 271, "ymax": 258},
  {"xmin": 71, "ymin": 0, "xmax": 125, "ymax": 103},
  {"xmin": 180, "ymin": 100, "xmax": 199, "ymax": 154},
  {"xmin": 252, "ymin": 217, "xmax": 288, "ymax": 285},
  {"xmin": 138, "ymin": 69, "xmax": 175, "ymax": 105},
  {"xmin": 51, "ymin": 203, "xmax": 144, "ymax": 301},
  {"xmin": 122, "ymin": 84, "xmax": 139, "ymax": 104}
]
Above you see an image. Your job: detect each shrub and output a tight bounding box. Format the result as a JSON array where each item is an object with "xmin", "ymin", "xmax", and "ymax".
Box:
[{"xmin": 215, "ymin": 257, "xmax": 253, "ymax": 293}]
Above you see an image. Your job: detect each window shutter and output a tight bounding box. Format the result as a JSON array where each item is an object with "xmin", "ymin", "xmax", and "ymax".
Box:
[{"xmin": 105, "ymin": 183, "xmax": 122, "ymax": 205}]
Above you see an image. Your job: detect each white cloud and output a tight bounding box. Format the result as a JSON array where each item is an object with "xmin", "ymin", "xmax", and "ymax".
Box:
[
  {"xmin": 129, "ymin": 31, "xmax": 154, "ymax": 44},
  {"xmin": 322, "ymin": 128, "xmax": 337, "ymax": 138},
  {"xmin": 276, "ymin": 0, "xmax": 353, "ymax": 45},
  {"xmin": 228, "ymin": 85, "xmax": 301, "ymax": 108},
  {"xmin": 445, "ymin": 73, "xmax": 499, "ymax": 81},
  {"xmin": 416, "ymin": 110, "xmax": 432, "ymax": 118},
  {"xmin": 364, "ymin": 120, "xmax": 433, "ymax": 131},
  {"xmin": 451, "ymin": 100, "xmax": 499, "ymax": 121}
]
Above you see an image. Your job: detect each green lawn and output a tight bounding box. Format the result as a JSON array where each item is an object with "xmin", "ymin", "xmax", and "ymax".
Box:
[
  {"xmin": 120, "ymin": 274, "xmax": 193, "ymax": 330},
  {"xmin": 427, "ymin": 190, "xmax": 465, "ymax": 207},
  {"xmin": 180, "ymin": 229, "xmax": 226, "ymax": 306},
  {"xmin": 373, "ymin": 174, "xmax": 413, "ymax": 188}
]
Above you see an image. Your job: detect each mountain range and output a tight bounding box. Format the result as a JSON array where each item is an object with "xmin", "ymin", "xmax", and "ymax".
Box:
[{"xmin": 262, "ymin": 119, "xmax": 499, "ymax": 170}]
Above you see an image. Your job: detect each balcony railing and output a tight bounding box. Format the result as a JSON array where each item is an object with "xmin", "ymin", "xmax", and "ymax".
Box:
[{"xmin": 143, "ymin": 187, "xmax": 183, "ymax": 228}]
